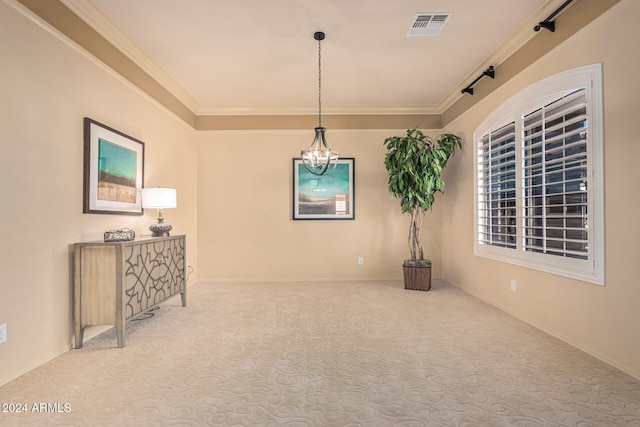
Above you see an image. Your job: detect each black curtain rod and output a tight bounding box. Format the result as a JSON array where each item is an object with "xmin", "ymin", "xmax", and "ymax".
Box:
[
  {"xmin": 534, "ymin": 0, "xmax": 574, "ymax": 32},
  {"xmin": 461, "ymin": 66, "xmax": 495, "ymax": 96},
  {"xmin": 461, "ymin": 1, "xmax": 573, "ymax": 97}
]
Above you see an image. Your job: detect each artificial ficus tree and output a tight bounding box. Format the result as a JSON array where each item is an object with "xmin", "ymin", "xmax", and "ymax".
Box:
[{"xmin": 383, "ymin": 128, "xmax": 462, "ymax": 262}]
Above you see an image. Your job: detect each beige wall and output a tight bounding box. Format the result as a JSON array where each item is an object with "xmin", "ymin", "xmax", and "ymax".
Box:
[
  {"xmin": 197, "ymin": 129, "xmax": 443, "ymax": 282},
  {"xmin": 441, "ymin": 0, "xmax": 640, "ymax": 378},
  {"xmin": 0, "ymin": 2, "xmax": 198, "ymax": 385},
  {"xmin": 3, "ymin": 0, "xmax": 639, "ymax": 389}
]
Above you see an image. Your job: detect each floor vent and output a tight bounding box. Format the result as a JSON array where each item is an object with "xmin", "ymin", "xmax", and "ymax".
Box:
[{"xmin": 407, "ymin": 13, "xmax": 451, "ymax": 36}]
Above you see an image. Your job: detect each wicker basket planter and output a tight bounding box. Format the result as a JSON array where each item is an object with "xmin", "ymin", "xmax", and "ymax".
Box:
[{"xmin": 403, "ymin": 260, "xmax": 432, "ymax": 291}]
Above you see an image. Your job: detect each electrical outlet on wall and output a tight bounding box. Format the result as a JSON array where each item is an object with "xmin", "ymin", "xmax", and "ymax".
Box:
[
  {"xmin": 358, "ymin": 257, "xmax": 364, "ymax": 265},
  {"xmin": 510, "ymin": 279, "xmax": 517, "ymax": 292},
  {"xmin": 0, "ymin": 323, "xmax": 7, "ymax": 344}
]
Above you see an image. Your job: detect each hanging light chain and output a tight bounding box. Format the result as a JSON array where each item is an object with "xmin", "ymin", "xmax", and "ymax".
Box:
[
  {"xmin": 300, "ymin": 31, "xmax": 337, "ymax": 177},
  {"xmin": 317, "ymin": 34, "xmax": 322, "ymax": 127}
]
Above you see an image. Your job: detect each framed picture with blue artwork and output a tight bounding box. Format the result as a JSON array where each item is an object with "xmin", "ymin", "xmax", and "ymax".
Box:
[
  {"xmin": 83, "ymin": 118, "xmax": 144, "ymax": 215},
  {"xmin": 293, "ymin": 158, "xmax": 355, "ymax": 220}
]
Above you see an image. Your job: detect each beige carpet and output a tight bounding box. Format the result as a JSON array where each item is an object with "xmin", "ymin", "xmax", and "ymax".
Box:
[{"xmin": 1, "ymin": 280, "xmax": 639, "ymax": 426}]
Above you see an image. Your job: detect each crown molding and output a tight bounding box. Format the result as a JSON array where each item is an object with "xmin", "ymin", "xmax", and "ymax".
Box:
[
  {"xmin": 196, "ymin": 105, "xmax": 442, "ymax": 116},
  {"xmin": 25, "ymin": 0, "xmax": 576, "ymax": 122},
  {"xmin": 13, "ymin": 0, "xmax": 619, "ymax": 131},
  {"xmin": 60, "ymin": 0, "xmax": 200, "ymax": 113},
  {"xmin": 438, "ymin": 0, "xmax": 575, "ymax": 112},
  {"xmin": 441, "ymin": 0, "xmax": 622, "ymax": 127}
]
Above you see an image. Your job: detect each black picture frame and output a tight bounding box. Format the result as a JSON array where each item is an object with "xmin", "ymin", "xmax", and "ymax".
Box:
[
  {"xmin": 83, "ymin": 117, "xmax": 144, "ymax": 215},
  {"xmin": 293, "ymin": 158, "xmax": 355, "ymax": 220}
]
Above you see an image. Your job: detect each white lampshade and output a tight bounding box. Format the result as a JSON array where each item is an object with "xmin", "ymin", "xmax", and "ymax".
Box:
[{"xmin": 141, "ymin": 188, "xmax": 177, "ymax": 209}]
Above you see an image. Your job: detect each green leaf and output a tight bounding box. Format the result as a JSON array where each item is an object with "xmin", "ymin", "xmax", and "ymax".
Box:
[{"xmin": 383, "ymin": 128, "xmax": 462, "ymax": 256}]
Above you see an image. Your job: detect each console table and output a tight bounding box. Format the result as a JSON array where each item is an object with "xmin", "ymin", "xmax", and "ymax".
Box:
[{"xmin": 73, "ymin": 235, "xmax": 186, "ymax": 348}]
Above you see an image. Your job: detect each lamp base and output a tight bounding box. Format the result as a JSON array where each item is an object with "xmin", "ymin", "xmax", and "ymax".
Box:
[{"xmin": 149, "ymin": 223, "xmax": 172, "ymax": 237}]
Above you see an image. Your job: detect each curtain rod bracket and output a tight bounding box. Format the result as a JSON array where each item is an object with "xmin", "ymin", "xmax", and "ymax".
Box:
[
  {"xmin": 534, "ymin": 21, "xmax": 555, "ymax": 32},
  {"xmin": 534, "ymin": 0, "xmax": 573, "ymax": 32},
  {"xmin": 483, "ymin": 67, "xmax": 495, "ymax": 79},
  {"xmin": 461, "ymin": 66, "xmax": 495, "ymax": 96}
]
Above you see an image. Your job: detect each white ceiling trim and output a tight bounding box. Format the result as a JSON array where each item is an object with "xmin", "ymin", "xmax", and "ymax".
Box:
[
  {"xmin": 437, "ymin": 0, "xmax": 572, "ymax": 113},
  {"xmin": 61, "ymin": 0, "xmax": 200, "ymax": 113},
  {"xmin": 196, "ymin": 105, "xmax": 442, "ymax": 116},
  {"xmin": 60, "ymin": 0, "xmax": 570, "ymax": 118}
]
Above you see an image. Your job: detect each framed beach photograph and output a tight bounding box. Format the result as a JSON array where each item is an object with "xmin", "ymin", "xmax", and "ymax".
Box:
[
  {"xmin": 293, "ymin": 158, "xmax": 355, "ymax": 220},
  {"xmin": 83, "ymin": 118, "xmax": 144, "ymax": 215}
]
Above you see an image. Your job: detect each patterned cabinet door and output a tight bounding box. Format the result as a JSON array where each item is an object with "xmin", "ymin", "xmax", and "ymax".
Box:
[
  {"xmin": 164, "ymin": 237, "xmax": 186, "ymax": 299},
  {"xmin": 123, "ymin": 237, "xmax": 185, "ymax": 319}
]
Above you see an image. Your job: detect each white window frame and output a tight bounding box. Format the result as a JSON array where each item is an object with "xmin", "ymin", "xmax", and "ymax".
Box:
[{"xmin": 474, "ymin": 64, "xmax": 605, "ymax": 285}]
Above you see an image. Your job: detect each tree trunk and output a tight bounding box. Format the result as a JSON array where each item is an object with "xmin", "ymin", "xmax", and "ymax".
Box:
[
  {"xmin": 408, "ymin": 206, "xmax": 418, "ymax": 260},
  {"xmin": 408, "ymin": 204, "xmax": 423, "ymax": 260}
]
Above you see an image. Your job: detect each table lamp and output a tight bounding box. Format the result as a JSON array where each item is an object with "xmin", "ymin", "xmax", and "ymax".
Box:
[{"xmin": 141, "ymin": 187, "xmax": 176, "ymax": 237}]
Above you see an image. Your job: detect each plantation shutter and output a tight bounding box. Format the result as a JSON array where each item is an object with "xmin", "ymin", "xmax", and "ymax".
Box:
[
  {"xmin": 474, "ymin": 65, "xmax": 603, "ymax": 284},
  {"xmin": 522, "ymin": 89, "xmax": 589, "ymax": 260},
  {"xmin": 477, "ymin": 121, "xmax": 517, "ymax": 249}
]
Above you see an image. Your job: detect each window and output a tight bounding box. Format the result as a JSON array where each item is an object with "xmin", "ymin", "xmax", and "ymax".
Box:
[{"xmin": 474, "ymin": 64, "xmax": 604, "ymax": 285}]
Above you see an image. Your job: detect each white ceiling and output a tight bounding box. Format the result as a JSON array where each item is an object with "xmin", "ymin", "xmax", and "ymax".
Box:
[{"xmin": 62, "ymin": 0, "xmax": 564, "ymax": 116}]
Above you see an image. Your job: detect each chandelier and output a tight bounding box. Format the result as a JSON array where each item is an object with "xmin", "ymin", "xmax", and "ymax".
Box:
[{"xmin": 300, "ymin": 31, "xmax": 339, "ymax": 176}]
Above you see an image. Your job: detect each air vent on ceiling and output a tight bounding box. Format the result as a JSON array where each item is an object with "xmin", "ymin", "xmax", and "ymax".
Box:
[{"xmin": 407, "ymin": 13, "xmax": 451, "ymax": 36}]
